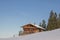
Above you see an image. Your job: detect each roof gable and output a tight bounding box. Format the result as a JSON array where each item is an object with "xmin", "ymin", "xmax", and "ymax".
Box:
[{"xmin": 22, "ymin": 23, "xmax": 45, "ymax": 30}]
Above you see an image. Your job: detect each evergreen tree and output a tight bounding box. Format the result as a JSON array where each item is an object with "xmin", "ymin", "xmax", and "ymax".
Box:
[
  {"xmin": 47, "ymin": 10, "xmax": 57, "ymax": 30},
  {"xmin": 55, "ymin": 12, "xmax": 57, "ymax": 18},
  {"xmin": 39, "ymin": 22, "xmax": 42, "ymax": 27},
  {"xmin": 57, "ymin": 13, "xmax": 60, "ymax": 28},
  {"xmin": 41, "ymin": 20, "xmax": 46, "ymax": 29},
  {"xmin": 50, "ymin": 10, "xmax": 54, "ymax": 18},
  {"xmin": 59, "ymin": 13, "xmax": 60, "ymax": 19}
]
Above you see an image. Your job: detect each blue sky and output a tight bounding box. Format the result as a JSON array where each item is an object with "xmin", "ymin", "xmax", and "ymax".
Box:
[{"xmin": 0, "ymin": 0, "xmax": 60, "ymax": 38}]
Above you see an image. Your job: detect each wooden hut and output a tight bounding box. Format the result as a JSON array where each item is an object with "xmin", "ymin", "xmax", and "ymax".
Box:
[{"xmin": 22, "ymin": 24, "xmax": 45, "ymax": 34}]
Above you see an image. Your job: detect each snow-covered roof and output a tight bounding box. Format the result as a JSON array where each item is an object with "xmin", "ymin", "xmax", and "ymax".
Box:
[
  {"xmin": 31, "ymin": 24, "xmax": 45, "ymax": 30},
  {"xmin": 22, "ymin": 23, "xmax": 45, "ymax": 30}
]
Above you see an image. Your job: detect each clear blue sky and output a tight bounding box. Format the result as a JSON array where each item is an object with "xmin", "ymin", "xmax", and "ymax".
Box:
[{"xmin": 0, "ymin": 0, "xmax": 60, "ymax": 38}]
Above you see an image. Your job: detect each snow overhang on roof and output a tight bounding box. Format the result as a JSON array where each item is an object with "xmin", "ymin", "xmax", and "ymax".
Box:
[{"xmin": 31, "ymin": 24, "xmax": 45, "ymax": 30}]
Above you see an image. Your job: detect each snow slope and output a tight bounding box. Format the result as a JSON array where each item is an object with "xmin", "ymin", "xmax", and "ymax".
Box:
[{"xmin": 0, "ymin": 29, "xmax": 60, "ymax": 40}]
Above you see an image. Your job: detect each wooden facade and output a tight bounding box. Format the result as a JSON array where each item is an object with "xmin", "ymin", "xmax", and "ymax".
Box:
[{"xmin": 22, "ymin": 24, "xmax": 45, "ymax": 34}]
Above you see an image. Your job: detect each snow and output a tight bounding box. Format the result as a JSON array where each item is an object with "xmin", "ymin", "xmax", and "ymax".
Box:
[
  {"xmin": 0, "ymin": 29, "xmax": 60, "ymax": 40},
  {"xmin": 33, "ymin": 24, "xmax": 45, "ymax": 29},
  {"xmin": 30, "ymin": 23, "xmax": 45, "ymax": 30}
]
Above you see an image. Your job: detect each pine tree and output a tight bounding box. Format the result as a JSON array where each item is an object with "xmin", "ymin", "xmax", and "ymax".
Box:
[
  {"xmin": 57, "ymin": 13, "xmax": 60, "ymax": 28},
  {"xmin": 58, "ymin": 13, "xmax": 60, "ymax": 20},
  {"xmin": 47, "ymin": 10, "xmax": 57, "ymax": 30},
  {"xmin": 39, "ymin": 22, "xmax": 42, "ymax": 27},
  {"xmin": 41, "ymin": 20, "xmax": 46, "ymax": 29}
]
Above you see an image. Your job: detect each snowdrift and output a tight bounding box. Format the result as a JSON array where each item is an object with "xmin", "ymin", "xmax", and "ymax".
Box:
[{"xmin": 0, "ymin": 29, "xmax": 60, "ymax": 40}]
